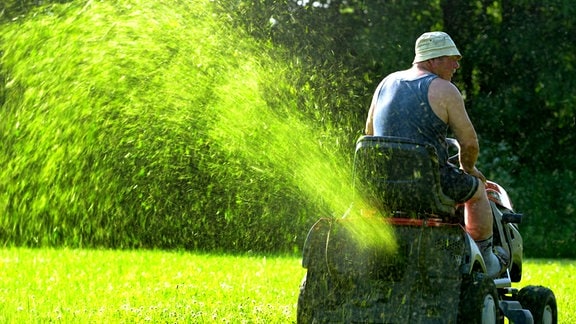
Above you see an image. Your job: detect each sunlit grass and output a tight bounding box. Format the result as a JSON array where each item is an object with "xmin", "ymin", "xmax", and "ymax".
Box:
[
  {"xmin": 0, "ymin": 249, "xmax": 573, "ymax": 323},
  {"xmin": 0, "ymin": 248, "xmax": 305, "ymax": 323},
  {"xmin": 514, "ymin": 259, "xmax": 576, "ymax": 323}
]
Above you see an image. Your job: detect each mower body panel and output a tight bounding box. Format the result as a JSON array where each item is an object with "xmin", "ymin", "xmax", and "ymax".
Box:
[{"xmin": 298, "ymin": 136, "xmax": 555, "ymax": 323}]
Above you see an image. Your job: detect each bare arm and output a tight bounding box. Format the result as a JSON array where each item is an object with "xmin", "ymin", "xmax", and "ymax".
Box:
[
  {"xmin": 428, "ymin": 79, "xmax": 485, "ymax": 180},
  {"xmin": 365, "ymin": 103, "xmax": 374, "ymax": 135},
  {"xmin": 365, "ymin": 79, "xmax": 387, "ymax": 135}
]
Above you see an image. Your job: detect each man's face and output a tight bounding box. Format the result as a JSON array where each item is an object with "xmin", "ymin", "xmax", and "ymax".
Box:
[{"xmin": 430, "ymin": 56, "xmax": 461, "ymax": 81}]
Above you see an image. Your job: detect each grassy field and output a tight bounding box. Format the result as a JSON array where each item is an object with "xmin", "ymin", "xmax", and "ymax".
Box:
[
  {"xmin": 513, "ymin": 259, "xmax": 576, "ymax": 323},
  {"xmin": 0, "ymin": 248, "xmax": 305, "ymax": 323},
  {"xmin": 0, "ymin": 248, "xmax": 574, "ymax": 323}
]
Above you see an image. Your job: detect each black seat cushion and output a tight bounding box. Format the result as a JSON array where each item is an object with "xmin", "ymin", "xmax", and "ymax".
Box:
[{"xmin": 353, "ymin": 136, "xmax": 455, "ymax": 217}]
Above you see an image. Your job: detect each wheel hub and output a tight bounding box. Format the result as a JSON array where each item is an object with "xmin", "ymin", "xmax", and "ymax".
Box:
[
  {"xmin": 482, "ymin": 294, "xmax": 497, "ymax": 324},
  {"xmin": 542, "ymin": 304, "xmax": 553, "ymax": 324}
]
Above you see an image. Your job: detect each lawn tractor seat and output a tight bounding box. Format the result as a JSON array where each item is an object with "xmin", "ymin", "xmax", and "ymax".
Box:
[{"xmin": 353, "ymin": 136, "xmax": 456, "ymax": 219}]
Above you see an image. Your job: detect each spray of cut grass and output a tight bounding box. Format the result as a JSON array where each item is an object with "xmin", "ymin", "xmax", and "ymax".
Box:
[
  {"xmin": 0, "ymin": 0, "xmax": 395, "ymax": 252},
  {"xmin": 0, "ymin": 0, "xmax": 225, "ymax": 247},
  {"xmin": 207, "ymin": 56, "xmax": 397, "ymax": 252}
]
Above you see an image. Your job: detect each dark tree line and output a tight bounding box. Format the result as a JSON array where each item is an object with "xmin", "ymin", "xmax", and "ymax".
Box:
[{"xmin": 227, "ymin": 0, "xmax": 576, "ymax": 171}]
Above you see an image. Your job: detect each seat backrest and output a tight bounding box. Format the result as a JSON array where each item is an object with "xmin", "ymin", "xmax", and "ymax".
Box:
[{"xmin": 353, "ymin": 136, "xmax": 455, "ymax": 217}]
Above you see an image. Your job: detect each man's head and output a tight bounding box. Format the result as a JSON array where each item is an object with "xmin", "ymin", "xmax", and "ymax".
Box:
[{"xmin": 413, "ymin": 31, "xmax": 461, "ymax": 64}]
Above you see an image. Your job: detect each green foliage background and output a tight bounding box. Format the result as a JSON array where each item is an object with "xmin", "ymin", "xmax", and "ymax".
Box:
[{"xmin": 1, "ymin": 0, "xmax": 574, "ymax": 257}]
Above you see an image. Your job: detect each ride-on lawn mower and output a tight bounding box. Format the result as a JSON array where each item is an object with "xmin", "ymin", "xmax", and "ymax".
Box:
[{"xmin": 297, "ymin": 136, "xmax": 557, "ymax": 323}]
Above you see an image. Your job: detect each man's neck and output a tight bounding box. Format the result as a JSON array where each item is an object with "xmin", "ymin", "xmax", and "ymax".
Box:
[{"xmin": 412, "ymin": 62, "xmax": 434, "ymax": 75}]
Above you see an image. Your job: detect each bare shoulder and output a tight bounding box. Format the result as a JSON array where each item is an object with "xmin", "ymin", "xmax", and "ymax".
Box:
[
  {"xmin": 428, "ymin": 78, "xmax": 465, "ymax": 123},
  {"xmin": 429, "ymin": 78, "xmax": 462, "ymax": 100}
]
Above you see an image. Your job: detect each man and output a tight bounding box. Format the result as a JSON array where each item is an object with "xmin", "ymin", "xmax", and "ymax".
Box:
[{"xmin": 365, "ymin": 31, "xmax": 506, "ymax": 277}]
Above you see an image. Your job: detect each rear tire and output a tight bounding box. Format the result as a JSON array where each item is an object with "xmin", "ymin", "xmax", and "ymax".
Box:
[
  {"xmin": 518, "ymin": 285, "xmax": 557, "ymax": 324},
  {"xmin": 458, "ymin": 272, "xmax": 503, "ymax": 324},
  {"xmin": 297, "ymin": 269, "xmax": 337, "ymax": 323},
  {"xmin": 297, "ymin": 275, "xmax": 311, "ymax": 324}
]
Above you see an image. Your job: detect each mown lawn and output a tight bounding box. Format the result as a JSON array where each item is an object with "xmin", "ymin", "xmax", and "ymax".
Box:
[
  {"xmin": 0, "ymin": 248, "xmax": 573, "ymax": 323},
  {"xmin": 513, "ymin": 259, "xmax": 576, "ymax": 323},
  {"xmin": 0, "ymin": 248, "xmax": 305, "ymax": 323}
]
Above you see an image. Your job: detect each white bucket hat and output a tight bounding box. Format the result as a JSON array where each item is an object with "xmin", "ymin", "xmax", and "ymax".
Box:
[{"xmin": 413, "ymin": 31, "xmax": 461, "ymax": 64}]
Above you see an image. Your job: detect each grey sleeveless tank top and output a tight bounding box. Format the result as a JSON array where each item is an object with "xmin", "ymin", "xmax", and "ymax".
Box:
[{"xmin": 372, "ymin": 72, "xmax": 449, "ymax": 164}]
